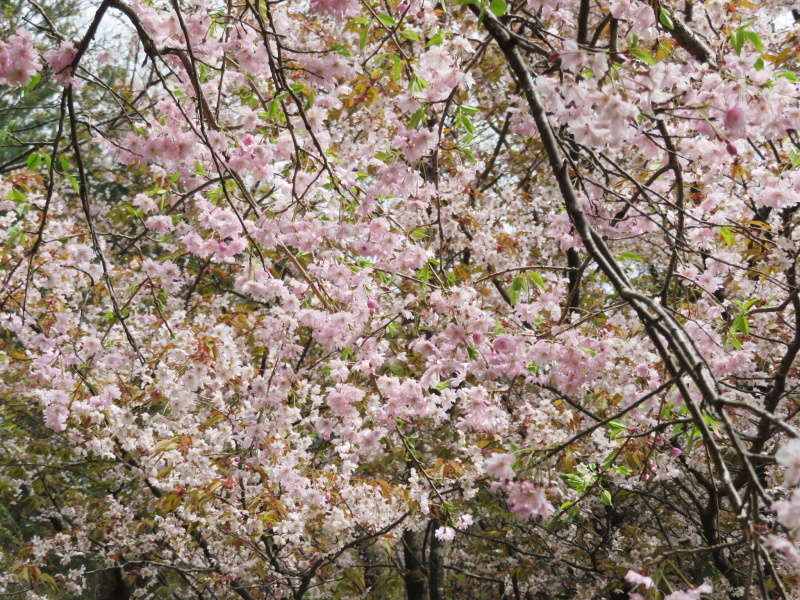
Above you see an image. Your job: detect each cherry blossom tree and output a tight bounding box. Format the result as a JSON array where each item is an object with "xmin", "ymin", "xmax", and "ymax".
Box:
[{"xmin": 1, "ymin": 0, "xmax": 800, "ymax": 598}]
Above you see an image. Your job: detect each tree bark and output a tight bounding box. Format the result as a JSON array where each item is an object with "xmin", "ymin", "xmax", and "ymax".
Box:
[
  {"xmin": 403, "ymin": 528, "xmax": 427, "ymax": 600},
  {"xmin": 427, "ymin": 524, "xmax": 445, "ymax": 600}
]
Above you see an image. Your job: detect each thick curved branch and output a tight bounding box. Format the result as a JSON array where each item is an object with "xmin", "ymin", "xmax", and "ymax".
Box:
[{"xmin": 473, "ymin": 6, "xmax": 746, "ymax": 515}]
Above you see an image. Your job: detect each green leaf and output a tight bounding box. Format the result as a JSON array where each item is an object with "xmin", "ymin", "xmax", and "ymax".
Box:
[
  {"xmin": 601, "ymin": 489, "xmax": 613, "ymax": 506},
  {"xmin": 730, "ymin": 30, "xmax": 744, "ymax": 54},
  {"xmin": 616, "ymin": 251, "xmax": 644, "ymax": 262},
  {"xmin": 330, "ymin": 44, "xmax": 352, "ymax": 56},
  {"xmin": 377, "ymin": 13, "xmax": 397, "ymax": 27},
  {"xmin": 391, "ymin": 55, "xmax": 403, "ymax": 82},
  {"xmin": 489, "ymin": 0, "xmax": 507, "ymax": 17},
  {"xmin": 6, "ymin": 226, "xmax": 21, "ymax": 244},
  {"xmin": 509, "ymin": 275, "xmax": 524, "ymax": 306},
  {"xmin": 703, "ymin": 412, "xmax": 721, "ymax": 435},
  {"xmin": 754, "ymin": 56, "xmax": 765, "ymax": 71},
  {"xmin": 410, "ymin": 226, "xmax": 430, "ymax": 239},
  {"xmin": 408, "ymin": 73, "xmax": 429, "ymax": 91},
  {"xmin": 744, "ymin": 30, "xmax": 763, "ymax": 53},
  {"xmin": 528, "ymin": 271, "xmax": 546, "ymax": 290},
  {"xmin": 466, "ymin": 345, "xmax": 479, "ymax": 360},
  {"xmin": 719, "ymin": 227, "xmax": 735, "ymax": 246},
  {"xmin": 400, "ymin": 29, "xmax": 421, "ymax": 42},
  {"xmin": 359, "ymin": 26, "xmax": 369, "ymax": 51},
  {"xmin": 27, "ymin": 152, "xmax": 42, "ymax": 170},
  {"xmin": 629, "ymin": 48, "xmax": 655, "ymax": 66},
  {"xmin": 418, "ymin": 264, "xmax": 431, "ymax": 283},
  {"xmin": 732, "ymin": 313, "xmax": 749, "ymax": 335},
  {"xmin": 7, "ymin": 188, "xmax": 26, "ymax": 203},
  {"xmin": 779, "ymin": 71, "xmax": 797, "ymax": 82},
  {"xmin": 426, "ymin": 29, "xmax": 445, "ymax": 47},
  {"xmin": 742, "ymin": 298, "xmax": 759, "ymax": 311},
  {"xmin": 607, "ymin": 420, "xmax": 627, "ymax": 439},
  {"xmin": 410, "ymin": 107, "xmax": 427, "ymax": 129},
  {"xmin": 730, "ymin": 28, "xmax": 763, "ymax": 55},
  {"xmin": 24, "ymin": 73, "xmax": 41, "ymax": 92},
  {"xmin": 659, "ymin": 8, "xmax": 674, "ymax": 30}
]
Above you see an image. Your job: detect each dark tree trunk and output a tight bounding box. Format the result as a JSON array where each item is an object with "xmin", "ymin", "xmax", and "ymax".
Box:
[
  {"xmin": 427, "ymin": 524, "xmax": 444, "ymax": 600},
  {"xmin": 403, "ymin": 528, "xmax": 427, "ymax": 600}
]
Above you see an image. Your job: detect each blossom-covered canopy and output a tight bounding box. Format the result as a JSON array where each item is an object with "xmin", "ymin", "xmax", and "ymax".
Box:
[{"xmin": 1, "ymin": 0, "xmax": 800, "ymax": 598}]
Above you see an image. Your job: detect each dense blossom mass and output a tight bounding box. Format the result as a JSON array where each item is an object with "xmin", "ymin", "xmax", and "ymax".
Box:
[{"xmin": 1, "ymin": 0, "xmax": 800, "ymax": 598}]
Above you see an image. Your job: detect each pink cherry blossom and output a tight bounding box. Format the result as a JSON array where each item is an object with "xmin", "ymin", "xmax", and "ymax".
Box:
[
  {"xmin": 434, "ymin": 526, "xmax": 456, "ymax": 542},
  {"xmin": 486, "ymin": 453, "xmax": 516, "ymax": 481},
  {"xmin": 44, "ymin": 40, "xmax": 77, "ymax": 87},
  {"xmin": 625, "ymin": 570, "xmax": 654, "ymax": 589},
  {"xmin": 310, "ymin": 0, "xmax": 359, "ymax": 18},
  {"xmin": 764, "ymin": 535, "xmax": 800, "ymax": 565},
  {"xmin": 664, "ymin": 583, "xmax": 713, "ymax": 600},
  {"xmin": 773, "ymin": 490, "xmax": 800, "ymax": 529},
  {"xmin": 455, "ymin": 514, "xmax": 473, "ymax": 530},
  {"xmin": 132, "ymin": 193, "xmax": 159, "ymax": 213},
  {"xmin": 0, "ymin": 29, "xmax": 41, "ymax": 86},
  {"xmin": 723, "ymin": 102, "xmax": 748, "ymax": 133},
  {"xmin": 506, "ymin": 481, "xmax": 554, "ymax": 520},
  {"xmin": 145, "ymin": 215, "xmax": 174, "ymax": 233},
  {"xmin": 558, "ymin": 39, "xmax": 585, "ymax": 73},
  {"xmin": 776, "ymin": 439, "xmax": 800, "ymax": 486}
]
